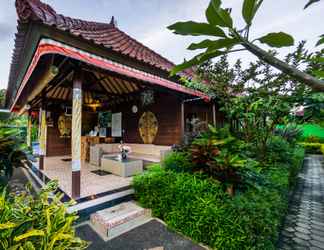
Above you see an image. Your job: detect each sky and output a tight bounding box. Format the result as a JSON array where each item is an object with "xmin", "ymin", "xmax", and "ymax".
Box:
[{"xmin": 0, "ymin": 0, "xmax": 323, "ymax": 89}]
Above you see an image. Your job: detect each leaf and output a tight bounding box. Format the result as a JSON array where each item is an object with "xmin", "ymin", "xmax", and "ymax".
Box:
[
  {"xmin": 206, "ymin": 1, "xmax": 233, "ymax": 28},
  {"xmin": 167, "ymin": 21, "xmax": 226, "ymax": 37},
  {"xmin": 258, "ymin": 32, "xmax": 294, "ymax": 48},
  {"xmin": 312, "ymin": 70, "xmax": 324, "ymax": 78},
  {"xmin": 316, "ymin": 35, "xmax": 324, "ymax": 46},
  {"xmin": 304, "ymin": 0, "xmax": 321, "ymax": 9},
  {"xmin": 14, "ymin": 230, "xmax": 45, "ymax": 242},
  {"xmin": 242, "ymin": 0, "xmax": 263, "ymax": 26},
  {"xmin": 171, "ymin": 50, "xmax": 223, "ymax": 75},
  {"xmin": 0, "ymin": 222, "xmax": 17, "ymax": 230},
  {"xmin": 188, "ymin": 38, "xmax": 238, "ymax": 50}
]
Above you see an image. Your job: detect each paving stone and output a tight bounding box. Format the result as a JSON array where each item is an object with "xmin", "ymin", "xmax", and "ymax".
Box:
[
  {"xmin": 278, "ymin": 155, "xmax": 324, "ymax": 249},
  {"xmin": 294, "ymin": 231, "xmax": 311, "ymax": 241},
  {"xmin": 311, "ymin": 240, "xmax": 324, "ymax": 249}
]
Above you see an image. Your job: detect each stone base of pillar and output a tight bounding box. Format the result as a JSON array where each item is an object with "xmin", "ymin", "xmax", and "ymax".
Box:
[
  {"xmin": 72, "ymin": 171, "xmax": 81, "ymax": 199},
  {"xmin": 39, "ymin": 155, "xmax": 44, "ymax": 170}
]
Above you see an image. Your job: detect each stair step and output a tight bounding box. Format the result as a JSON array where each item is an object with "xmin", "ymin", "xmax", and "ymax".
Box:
[{"xmin": 90, "ymin": 201, "xmax": 151, "ymax": 240}]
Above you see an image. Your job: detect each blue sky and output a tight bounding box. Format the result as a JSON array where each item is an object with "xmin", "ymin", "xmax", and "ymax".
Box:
[{"xmin": 0, "ymin": 0, "xmax": 323, "ymax": 89}]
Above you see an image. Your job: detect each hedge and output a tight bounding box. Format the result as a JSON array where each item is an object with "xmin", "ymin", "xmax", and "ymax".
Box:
[{"xmin": 133, "ymin": 148, "xmax": 305, "ymax": 250}]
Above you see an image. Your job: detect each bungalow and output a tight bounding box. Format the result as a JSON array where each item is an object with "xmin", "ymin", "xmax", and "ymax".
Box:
[{"xmin": 5, "ymin": 0, "xmax": 224, "ymax": 201}]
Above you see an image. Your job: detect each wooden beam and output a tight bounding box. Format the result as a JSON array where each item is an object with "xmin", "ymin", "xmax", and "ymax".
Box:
[
  {"xmin": 181, "ymin": 101, "xmax": 185, "ymax": 142},
  {"xmin": 27, "ymin": 65, "xmax": 59, "ymax": 103},
  {"xmin": 212, "ymin": 103, "xmax": 216, "ymax": 127}
]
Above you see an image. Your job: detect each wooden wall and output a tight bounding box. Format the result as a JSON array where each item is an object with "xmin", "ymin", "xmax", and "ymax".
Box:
[
  {"xmin": 114, "ymin": 92, "xmax": 182, "ymax": 145},
  {"xmin": 45, "ymin": 92, "xmax": 226, "ymax": 156},
  {"xmin": 46, "ymin": 112, "xmax": 71, "ymax": 157}
]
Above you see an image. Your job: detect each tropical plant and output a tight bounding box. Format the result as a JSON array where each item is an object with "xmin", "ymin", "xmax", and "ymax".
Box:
[
  {"xmin": 0, "ymin": 181, "xmax": 88, "ymax": 249},
  {"xmin": 274, "ymin": 125, "xmax": 303, "ymax": 145},
  {"xmin": 0, "ymin": 128, "xmax": 30, "ymax": 188},
  {"xmin": 167, "ymin": 0, "xmax": 324, "ymax": 91}
]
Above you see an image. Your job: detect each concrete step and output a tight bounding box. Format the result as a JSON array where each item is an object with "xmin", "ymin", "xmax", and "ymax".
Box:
[{"xmin": 90, "ymin": 201, "xmax": 151, "ymax": 240}]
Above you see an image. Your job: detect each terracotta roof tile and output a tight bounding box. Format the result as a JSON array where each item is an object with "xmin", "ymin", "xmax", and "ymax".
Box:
[
  {"xmin": 6, "ymin": 0, "xmax": 196, "ymax": 107},
  {"xmin": 15, "ymin": 0, "xmax": 194, "ymax": 75}
]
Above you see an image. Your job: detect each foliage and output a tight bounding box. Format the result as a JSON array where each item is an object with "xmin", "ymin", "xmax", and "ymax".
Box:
[
  {"xmin": 167, "ymin": 0, "xmax": 324, "ymax": 91},
  {"xmin": 0, "ymin": 128, "xmax": 30, "ymax": 188},
  {"xmin": 265, "ymin": 136, "xmax": 294, "ymax": 165},
  {"xmin": 299, "ymin": 142, "xmax": 324, "ymax": 155},
  {"xmin": 163, "ymin": 152, "xmax": 193, "ymax": 173},
  {"xmin": 298, "ymin": 123, "xmax": 324, "ymax": 141},
  {"xmin": 0, "ymin": 181, "xmax": 89, "ymax": 249},
  {"xmin": 134, "ymin": 147, "xmax": 304, "ymax": 250},
  {"xmin": 274, "ymin": 125, "xmax": 303, "ymax": 145}
]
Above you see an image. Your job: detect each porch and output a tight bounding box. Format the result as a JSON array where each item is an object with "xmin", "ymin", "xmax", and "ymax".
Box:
[{"xmin": 40, "ymin": 156, "xmax": 132, "ymax": 199}]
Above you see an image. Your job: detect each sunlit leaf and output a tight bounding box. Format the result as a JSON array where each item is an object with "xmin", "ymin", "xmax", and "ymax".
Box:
[
  {"xmin": 316, "ymin": 35, "xmax": 324, "ymax": 46},
  {"xmin": 188, "ymin": 38, "xmax": 238, "ymax": 50},
  {"xmin": 14, "ymin": 230, "xmax": 45, "ymax": 242},
  {"xmin": 171, "ymin": 50, "xmax": 223, "ymax": 75},
  {"xmin": 167, "ymin": 21, "xmax": 226, "ymax": 37},
  {"xmin": 206, "ymin": 1, "xmax": 233, "ymax": 28},
  {"xmin": 242, "ymin": 0, "xmax": 263, "ymax": 26},
  {"xmin": 258, "ymin": 32, "xmax": 294, "ymax": 48}
]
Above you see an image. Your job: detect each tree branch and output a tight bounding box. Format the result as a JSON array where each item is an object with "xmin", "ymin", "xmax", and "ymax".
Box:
[{"xmin": 239, "ymin": 38, "xmax": 324, "ymax": 91}]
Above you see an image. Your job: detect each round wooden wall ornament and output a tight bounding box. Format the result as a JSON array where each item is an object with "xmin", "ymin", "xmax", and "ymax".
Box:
[
  {"xmin": 138, "ymin": 111, "xmax": 158, "ymax": 144},
  {"xmin": 58, "ymin": 114, "xmax": 72, "ymax": 138}
]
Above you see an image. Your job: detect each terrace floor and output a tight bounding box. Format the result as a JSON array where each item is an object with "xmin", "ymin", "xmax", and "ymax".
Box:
[{"xmin": 41, "ymin": 156, "xmax": 132, "ymax": 199}]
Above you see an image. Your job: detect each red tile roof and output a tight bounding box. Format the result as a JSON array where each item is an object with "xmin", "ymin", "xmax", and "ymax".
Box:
[{"xmin": 15, "ymin": 0, "xmax": 192, "ymax": 75}]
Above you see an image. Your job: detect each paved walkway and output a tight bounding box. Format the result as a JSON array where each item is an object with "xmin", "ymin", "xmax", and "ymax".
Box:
[{"xmin": 278, "ymin": 155, "xmax": 324, "ymax": 250}]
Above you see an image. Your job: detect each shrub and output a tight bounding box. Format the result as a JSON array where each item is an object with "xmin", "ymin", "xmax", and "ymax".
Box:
[
  {"xmin": 299, "ymin": 142, "xmax": 324, "ymax": 154},
  {"xmin": 0, "ymin": 181, "xmax": 88, "ymax": 249},
  {"xmin": 265, "ymin": 136, "xmax": 293, "ymax": 164},
  {"xmin": 133, "ymin": 149, "xmax": 305, "ymax": 249},
  {"xmin": 163, "ymin": 152, "xmax": 192, "ymax": 173},
  {"xmin": 274, "ymin": 125, "xmax": 302, "ymax": 145}
]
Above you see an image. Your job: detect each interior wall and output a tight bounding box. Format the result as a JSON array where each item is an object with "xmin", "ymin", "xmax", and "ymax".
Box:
[
  {"xmin": 114, "ymin": 92, "xmax": 182, "ymax": 146},
  {"xmin": 46, "ymin": 112, "xmax": 71, "ymax": 157}
]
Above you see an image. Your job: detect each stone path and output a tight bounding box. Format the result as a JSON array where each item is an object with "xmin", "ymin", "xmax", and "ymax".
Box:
[{"xmin": 278, "ymin": 155, "xmax": 324, "ymax": 250}]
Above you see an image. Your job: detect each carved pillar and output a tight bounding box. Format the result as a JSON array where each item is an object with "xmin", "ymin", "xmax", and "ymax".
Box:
[
  {"xmin": 39, "ymin": 106, "xmax": 47, "ymax": 170},
  {"xmin": 26, "ymin": 111, "xmax": 32, "ymax": 148},
  {"xmin": 71, "ymin": 71, "xmax": 83, "ymax": 199}
]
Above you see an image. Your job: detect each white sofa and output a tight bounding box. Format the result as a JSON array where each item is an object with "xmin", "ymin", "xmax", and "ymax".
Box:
[{"xmin": 89, "ymin": 143, "xmax": 171, "ymax": 166}]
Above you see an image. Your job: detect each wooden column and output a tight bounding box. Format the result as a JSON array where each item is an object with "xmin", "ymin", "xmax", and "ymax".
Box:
[
  {"xmin": 180, "ymin": 101, "xmax": 185, "ymax": 141},
  {"xmin": 212, "ymin": 103, "xmax": 217, "ymax": 127},
  {"xmin": 71, "ymin": 71, "xmax": 83, "ymax": 199},
  {"xmin": 39, "ymin": 106, "xmax": 47, "ymax": 170},
  {"xmin": 26, "ymin": 111, "xmax": 32, "ymax": 148}
]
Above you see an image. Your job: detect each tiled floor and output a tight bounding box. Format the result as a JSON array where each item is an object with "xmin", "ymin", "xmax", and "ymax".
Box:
[
  {"xmin": 278, "ymin": 155, "xmax": 324, "ymax": 250},
  {"xmin": 42, "ymin": 156, "xmax": 132, "ymax": 198}
]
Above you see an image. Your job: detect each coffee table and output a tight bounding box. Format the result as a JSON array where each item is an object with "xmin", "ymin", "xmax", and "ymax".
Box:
[{"xmin": 101, "ymin": 156, "xmax": 143, "ymax": 177}]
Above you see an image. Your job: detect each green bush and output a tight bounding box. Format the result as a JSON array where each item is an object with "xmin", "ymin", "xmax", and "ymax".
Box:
[
  {"xmin": 265, "ymin": 136, "xmax": 293, "ymax": 164},
  {"xmin": 133, "ymin": 148, "xmax": 305, "ymax": 250},
  {"xmin": 163, "ymin": 152, "xmax": 192, "ymax": 173},
  {"xmin": 299, "ymin": 142, "xmax": 324, "ymax": 155},
  {"xmin": 0, "ymin": 181, "xmax": 88, "ymax": 249}
]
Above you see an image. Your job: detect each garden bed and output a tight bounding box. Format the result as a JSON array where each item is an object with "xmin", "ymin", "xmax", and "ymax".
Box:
[{"xmin": 133, "ymin": 148, "xmax": 305, "ymax": 249}]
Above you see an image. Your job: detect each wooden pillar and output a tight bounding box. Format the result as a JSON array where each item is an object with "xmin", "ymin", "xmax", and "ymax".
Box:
[
  {"xmin": 71, "ymin": 71, "xmax": 83, "ymax": 199},
  {"xmin": 39, "ymin": 106, "xmax": 47, "ymax": 170},
  {"xmin": 180, "ymin": 101, "xmax": 185, "ymax": 141},
  {"xmin": 26, "ymin": 111, "xmax": 32, "ymax": 148},
  {"xmin": 212, "ymin": 103, "xmax": 217, "ymax": 127}
]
